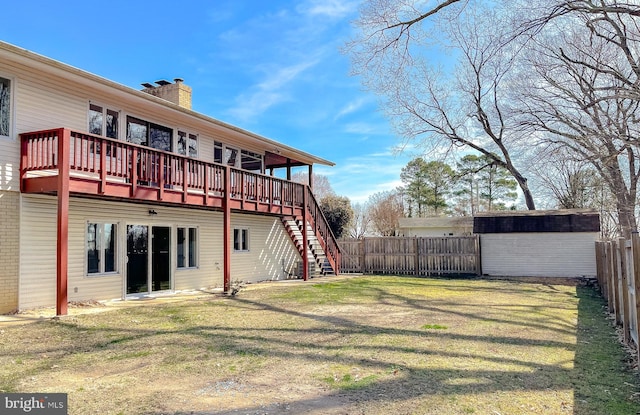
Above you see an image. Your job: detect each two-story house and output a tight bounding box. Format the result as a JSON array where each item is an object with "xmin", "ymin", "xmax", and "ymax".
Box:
[{"xmin": 0, "ymin": 41, "xmax": 340, "ymax": 315}]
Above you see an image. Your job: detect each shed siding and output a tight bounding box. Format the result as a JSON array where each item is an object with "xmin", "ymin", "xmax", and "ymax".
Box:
[
  {"xmin": 480, "ymin": 233, "xmax": 598, "ymax": 277},
  {"xmin": 231, "ymin": 214, "xmax": 300, "ymax": 283}
]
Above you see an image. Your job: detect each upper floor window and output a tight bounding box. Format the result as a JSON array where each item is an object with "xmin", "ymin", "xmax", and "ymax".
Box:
[
  {"xmin": 0, "ymin": 77, "xmax": 12, "ymax": 138},
  {"xmin": 241, "ymin": 150, "xmax": 263, "ymax": 173},
  {"xmin": 89, "ymin": 104, "xmax": 119, "ymax": 139},
  {"xmin": 127, "ymin": 116, "xmax": 172, "ymax": 152},
  {"xmin": 214, "ymin": 141, "xmax": 223, "ymax": 164},
  {"xmin": 214, "ymin": 141, "xmax": 242, "ymax": 168},
  {"xmin": 177, "ymin": 131, "xmax": 198, "ymax": 157}
]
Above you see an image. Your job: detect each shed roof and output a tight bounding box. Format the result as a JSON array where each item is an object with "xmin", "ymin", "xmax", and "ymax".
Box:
[{"xmin": 473, "ymin": 209, "xmax": 600, "ymax": 233}]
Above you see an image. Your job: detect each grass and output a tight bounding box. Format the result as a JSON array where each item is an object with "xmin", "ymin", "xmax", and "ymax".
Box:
[{"xmin": 0, "ymin": 276, "xmax": 638, "ymax": 415}]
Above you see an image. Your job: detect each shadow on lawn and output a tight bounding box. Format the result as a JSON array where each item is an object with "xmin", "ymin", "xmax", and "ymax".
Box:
[
  {"xmin": 5, "ymin": 278, "xmax": 638, "ymax": 414},
  {"xmin": 146, "ymin": 283, "xmax": 638, "ymax": 414},
  {"xmin": 572, "ymin": 285, "xmax": 640, "ymax": 415}
]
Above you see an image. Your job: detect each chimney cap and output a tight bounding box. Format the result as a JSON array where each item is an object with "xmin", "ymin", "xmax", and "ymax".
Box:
[
  {"xmin": 141, "ymin": 82, "xmax": 155, "ymax": 89},
  {"xmin": 155, "ymin": 80, "xmax": 171, "ymax": 86},
  {"xmin": 174, "ymin": 78, "xmax": 184, "ymax": 84}
]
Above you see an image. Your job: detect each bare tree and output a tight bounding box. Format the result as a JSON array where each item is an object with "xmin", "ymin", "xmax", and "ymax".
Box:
[
  {"xmin": 531, "ymin": 150, "xmax": 619, "ymax": 238},
  {"xmin": 347, "ymin": 1, "xmax": 537, "ymax": 209},
  {"xmin": 512, "ymin": 0, "xmax": 640, "ymax": 237},
  {"xmin": 367, "ymin": 190, "xmax": 404, "ymax": 236},
  {"xmin": 349, "ymin": 202, "xmax": 372, "ymax": 238},
  {"xmin": 291, "ymin": 172, "xmax": 335, "ymax": 201}
]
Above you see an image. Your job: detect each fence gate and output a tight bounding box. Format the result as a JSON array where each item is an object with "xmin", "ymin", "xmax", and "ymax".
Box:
[{"xmin": 339, "ymin": 236, "xmax": 480, "ymax": 276}]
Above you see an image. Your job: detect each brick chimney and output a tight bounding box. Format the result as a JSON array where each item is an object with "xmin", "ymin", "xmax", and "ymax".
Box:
[{"xmin": 141, "ymin": 78, "xmax": 192, "ymax": 110}]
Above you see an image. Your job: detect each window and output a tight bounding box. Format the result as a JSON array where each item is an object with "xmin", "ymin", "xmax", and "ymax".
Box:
[
  {"xmin": 241, "ymin": 150, "xmax": 263, "ymax": 173},
  {"xmin": 126, "ymin": 116, "xmax": 172, "ymax": 151},
  {"xmin": 177, "ymin": 226, "xmax": 198, "ymax": 268},
  {"xmin": 0, "ymin": 76, "xmax": 11, "ymax": 138},
  {"xmin": 89, "ymin": 104, "xmax": 119, "ymax": 138},
  {"xmin": 87, "ymin": 223, "xmax": 117, "ymax": 274},
  {"xmin": 233, "ymin": 228, "xmax": 249, "ymax": 251},
  {"xmin": 177, "ymin": 131, "xmax": 198, "ymax": 157},
  {"xmin": 214, "ymin": 141, "xmax": 223, "ymax": 164},
  {"xmin": 224, "ymin": 146, "xmax": 239, "ymax": 167}
]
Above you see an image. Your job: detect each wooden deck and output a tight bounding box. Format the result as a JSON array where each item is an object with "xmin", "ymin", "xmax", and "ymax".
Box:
[
  {"xmin": 21, "ymin": 128, "xmax": 306, "ymax": 216},
  {"xmin": 20, "ymin": 128, "xmax": 340, "ymax": 315}
]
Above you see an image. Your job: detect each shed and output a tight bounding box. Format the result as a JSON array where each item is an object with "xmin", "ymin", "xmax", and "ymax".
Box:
[
  {"xmin": 398, "ymin": 217, "xmax": 474, "ymax": 237},
  {"xmin": 474, "ymin": 209, "xmax": 600, "ymax": 278}
]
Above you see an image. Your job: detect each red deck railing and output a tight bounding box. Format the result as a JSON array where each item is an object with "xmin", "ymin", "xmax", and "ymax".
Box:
[
  {"xmin": 20, "ymin": 128, "xmax": 305, "ymax": 212},
  {"xmin": 20, "ymin": 128, "xmax": 339, "ymax": 273}
]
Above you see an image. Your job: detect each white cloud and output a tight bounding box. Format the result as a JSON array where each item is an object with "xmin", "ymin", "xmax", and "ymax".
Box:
[
  {"xmin": 297, "ymin": 0, "xmax": 358, "ymax": 19},
  {"xmin": 228, "ymin": 59, "xmax": 319, "ymax": 121},
  {"xmin": 334, "ymin": 97, "xmax": 368, "ymax": 120},
  {"xmin": 343, "ymin": 122, "xmax": 385, "ymax": 135}
]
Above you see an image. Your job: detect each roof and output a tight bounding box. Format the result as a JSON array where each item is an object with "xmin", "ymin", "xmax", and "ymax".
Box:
[
  {"xmin": 473, "ymin": 209, "xmax": 601, "ymax": 233},
  {"xmin": 0, "ymin": 41, "xmax": 334, "ymax": 168},
  {"xmin": 473, "ymin": 209, "xmax": 598, "ymax": 217},
  {"xmin": 398, "ymin": 217, "xmax": 474, "ymax": 229}
]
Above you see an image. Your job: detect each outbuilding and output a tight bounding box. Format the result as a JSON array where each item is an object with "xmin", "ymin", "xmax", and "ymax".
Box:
[{"xmin": 474, "ymin": 209, "xmax": 600, "ymax": 278}]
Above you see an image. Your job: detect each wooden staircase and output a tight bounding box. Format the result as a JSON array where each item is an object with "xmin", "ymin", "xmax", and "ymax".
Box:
[
  {"xmin": 282, "ymin": 217, "xmax": 334, "ymax": 277},
  {"xmin": 281, "ymin": 187, "xmax": 340, "ymax": 278}
]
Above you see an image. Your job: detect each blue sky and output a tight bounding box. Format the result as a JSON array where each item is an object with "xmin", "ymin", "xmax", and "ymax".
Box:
[{"xmin": 0, "ymin": 0, "xmax": 417, "ymax": 203}]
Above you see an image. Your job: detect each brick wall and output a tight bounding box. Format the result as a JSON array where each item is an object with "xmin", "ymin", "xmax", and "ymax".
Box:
[{"xmin": 0, "ymin": 191, "xmax": 19, "ymax": 313}]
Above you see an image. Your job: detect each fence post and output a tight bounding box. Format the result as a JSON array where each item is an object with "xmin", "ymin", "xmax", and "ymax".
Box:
[
  {"xmin": 360, "ymin": 237, "xmax": 366, "ymax": 274},
  {"xmin": 601, "ymin": 242, "xmax": 610, "ymax": 302},
  {"xmin": 414, "ymin": 237, "xmax": 420, "ymax": 277},
  {"xmin": 619, "ymin": 238, "xmax": 631, "ymax": 344},
  {"xmin": 631, "ymin": 233, "xmax": 640, "ymax": 362},
  {"xmin": 596, "ymin": 241, "xmax": 607, "ymax": 297},
  {"xmin": 611, "ymin": 241, "xmax": 621, "ymax": 323}
]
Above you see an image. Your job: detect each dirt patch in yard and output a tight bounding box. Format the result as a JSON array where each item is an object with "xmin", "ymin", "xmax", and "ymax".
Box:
[{"xmin": 1, "ymin": 276, "xmax": 638, "ymax": 415}]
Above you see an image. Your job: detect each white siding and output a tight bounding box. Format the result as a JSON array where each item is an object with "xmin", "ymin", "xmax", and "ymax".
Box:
[
  {"xmin": 20, "ymin": 195, "xmax": 57, "ymax": 309},
  {"xmin": 68, "ymin": 199, "xmax": 225, "ymax": 301},
  {"xmin": 231, "ymin": 214, "xmax": 301, "ymax": 283},
  {"xmin": 19, "ymin": 196, "xmax": 305, "ymax": 308},
  {"xmin": 0, "ymin": 59, "xmax": 90, "ymax": 191},
  {"xmin": 480, "ymin": 232, "xmax": 598, "ymax": 277}
]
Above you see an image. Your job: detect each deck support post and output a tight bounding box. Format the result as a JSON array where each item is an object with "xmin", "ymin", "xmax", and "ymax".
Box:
[
  {"xmin": 223, "ymin": 165, "xmax": 231, "ymax": 293},
  {"xmin": 302, "ymin": 188, "xmax": 309, "ymax": 281},
  {"xmin": 56, "ymin": 128, "xmax": 70, "ymax": 316}
]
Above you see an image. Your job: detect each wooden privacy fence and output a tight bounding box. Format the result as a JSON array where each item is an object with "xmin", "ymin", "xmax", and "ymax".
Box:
[
  {"xmin": 339, "ymin": 236, "xmax": 481, "ymax": 276},
  {"xmin": 595, "ymin": 235, "xmax": 640, "ymax": 363}
]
